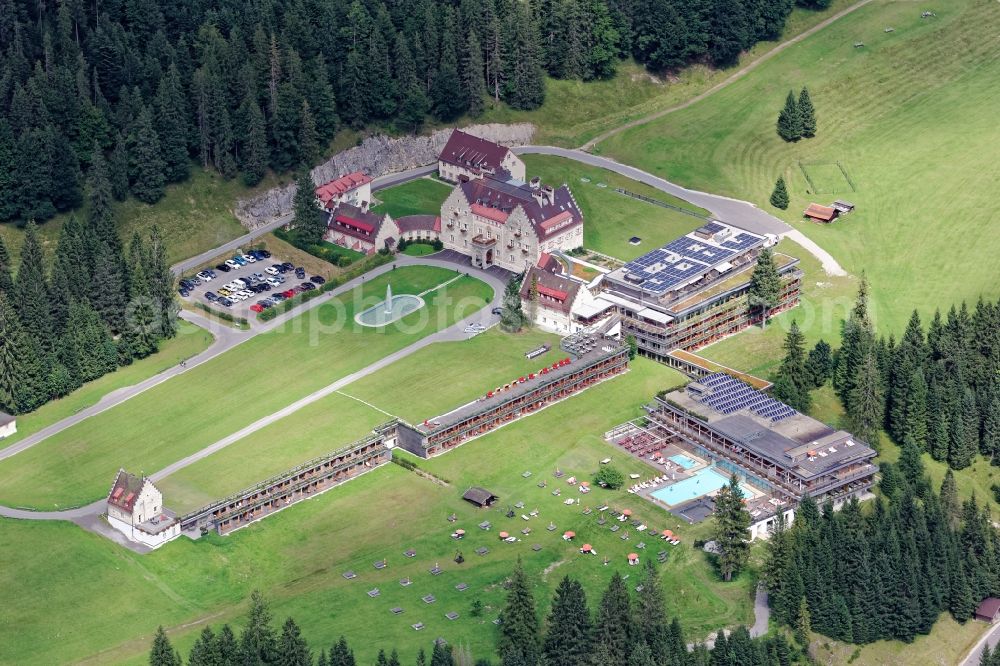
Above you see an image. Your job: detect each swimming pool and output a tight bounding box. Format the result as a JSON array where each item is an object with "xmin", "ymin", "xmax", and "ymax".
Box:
[
  {"xmin": 669, "ymin": 454, "xmax": 698, "ymax": 470},
  {"xmin": 650, "ymin": 468, "xmax": 731, "ymax": 506}
]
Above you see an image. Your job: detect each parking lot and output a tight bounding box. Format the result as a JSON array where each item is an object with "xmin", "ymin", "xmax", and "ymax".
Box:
[{"xmin": 178, "ymin": 249, "xmax": 328, "ymax": 319}]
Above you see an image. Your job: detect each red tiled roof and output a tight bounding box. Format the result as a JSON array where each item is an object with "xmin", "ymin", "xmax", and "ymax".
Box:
[
  {"xmin": 978, "ymin": 598, "xmax": 1000, "ymax": 618},
  {"xmin": 315, "ymin": 172, "xmax": 372, "ymax": 207},
  {"xmin": 471, "ymin": 203, "xmax": 510, "ymax": 223},
  {"xmin": 520, "ymin": 265, "xmax": 581, "ymax": 315},
  {"xmin": 537, "ymin": 284, "xmax": 569, "ymax": 301},
  {"xmin": 439, "ymin": 130, "xmax": 512, "ymax": 174},
  {"xmin": 335, "ymin": 214, "xmax": 375, "ymax": 234},
  {"xmin": 107, "ymin": 469, "xmax": 146, "ymax": 513},
  {"xmin": 460, "ymin": 176, "xmax": 583, "ymax": 241},
  {"xmin": 804, "ymin": 203, "xmax": 837, "ymax": 221},
  {"xmin": 395, "ymin": 215, "xmax": 441, "ymax": 233}
]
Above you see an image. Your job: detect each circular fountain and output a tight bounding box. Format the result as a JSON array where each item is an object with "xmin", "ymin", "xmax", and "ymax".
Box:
[{"xmin": 354, "ymin": 283, "xmax": 425, "ymax": 327}]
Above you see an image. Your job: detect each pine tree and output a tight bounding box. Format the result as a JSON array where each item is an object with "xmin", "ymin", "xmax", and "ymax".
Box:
[
  {"xmin": 277, "ymin": 617, "xmax": 311, "ymax": 666},
  {"xmin": 0, "ymin": 119, "xmax": 17, "ymax": 221},
  {"xmin": 430, "ymin": 642, "xmax": 454, "ymax": 666},
  {"xmin": 499, "ymin": 559, "xmax": 540, "ymax": 666},
  {"xmin": 904, "ymin": 367, "xmax": 929, "ymax": 450},
  {"xmin": 432, "ymin": 17, "xmax": 467, "ymax": 121},
  {"xmin": 542, "ymin": 576, "xmax": 592, "ymax": 666},
  {"xmin": 940, "ymin": 470, "xmax": 960, "ymax": 529},
  {"xmin": 188, "ymin": 626, "xmax": 220, "ymax": 666},
  {"xmin": 712, "ymin": 474, "xmax": 752, "ymax": 581},
  {"xmin": 897, "ymin": 436, "xmax": 925, "ymax": 487},
  {"xmin": 593, "ymin": 573, "xmax": 632, "ymax": 666},
  {"xmin": 501, "ymin": 276, "xmax": 526, "ymax": 333},
  {"xmin": 794, "ymin": 597, "xmax": 811, "ymax": 648},
  {"xmin": 503, "ymin": 3, "xmax": 546, "ymax": 110},
  {"xmin": 147, "ymin": 226, "xmax": 177, "ymax": 338},
  {"xmin": 772, "ymin": 320, "xmax": 811, "ymax": 412},
  {"xmin": 776, "ymin": 90, "xmax": 802, "ymax": 142},
  {"xmin": 130, "ymin": 106, "xmax": 166, "ymax": 204},
  {"xmin": 769, "ymin": 175, "xmax": 789, "ymax": 209},
  {"xmin": 747, "ymin": 247, "xmax": 781, "ymax": 326},
  {"xmin": 0, "ymin": 293, "xmax": 29, "ymax": 413},
  {"xmin": 798, "ymin": 87, "xmax": 816, "ymax": 138},
  {"xmin": 109, "ymin": 132, "xmax": 130, "ymax": 200},
  {"xmin": 149, "ymin": 626, "xmax": 181, "ymax": 666},
  {"xmin": 14, "ymin": 222, "xmax": 53, "ymax": 346}
]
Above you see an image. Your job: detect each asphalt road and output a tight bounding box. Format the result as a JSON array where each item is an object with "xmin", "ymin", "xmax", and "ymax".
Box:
[{"xmin": 515, "ymin": 146, "xmax": 791, "ymax": 238}]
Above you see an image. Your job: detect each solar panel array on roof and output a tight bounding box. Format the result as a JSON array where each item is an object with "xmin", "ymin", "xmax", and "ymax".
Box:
[
  {"xmin": 689, "ymin": 372, "xmax": 797, "ymax": 422},
  {"xmin": 619, "ymin": 227, "xmax": 762, "ymax": 295},
  {"xmin": 696, "ymin": 221, "xmax": 725, "ymax": 236}
]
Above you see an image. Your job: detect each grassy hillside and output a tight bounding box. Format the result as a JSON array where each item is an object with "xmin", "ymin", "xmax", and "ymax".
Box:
[
  {"xmin": 0, "ymin": 359, "xmax": 754, "ymax": 666},
  {"xmin": 0, "ymin": 267, "xmax": 492, "ymax": 509},
  {"xmin": 599, "ymin": 0, "xmax": 1000, "ymax": 335}
]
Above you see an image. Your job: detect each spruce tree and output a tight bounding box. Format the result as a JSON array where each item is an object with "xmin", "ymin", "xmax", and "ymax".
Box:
[
  {"xmin": 0, "ymin": 236, "xmax": 12, "ymax": 295},
  {"xmin": 769, "ymin": 175, "xmax": 789, "ymax": 209},
  {"xmin": 712, "ymin": 474, "xmax": 752, "ymax": 581},
  {"xmin": 328, "ymin": 637, "xmax": 355, "ymax": 666},
  {"xmin": 240, "ymin": 590, "xmax": 278, "ymax": 665},
  {"xmin": 0, "ymin": 119, "xmax": 17, "ymax": 221},
  {"xmin": 776, "ymin": 90, "xmax": 802, "ymax": 142},
  {"xmin": 298, "ymin": 100, "xmax": 320, "ymax": 168},
  {"xmin": 463, "ymin": 31, "xmax": 487, "ymax": 116},
  {"xmin": 14, "ymin": 222, "xmax": 53, "ymax": 346},
  {"xmin": 747, "ymin": 247, "xmax": 781, "ymax": 326},
  {"xmin": 633, "ymin": 560, "xmax": 668, "ymax": 661},
  {"xmin": 241, "ymin": 98, "xmax": 269, "ymax": 187},
  {"xmin": 798, "ymin": 86, "xmax": 816, "ymax": 138},
  {"xmin": 501, "ymin": 275, "xmax": 526, "ymax": 333},
  {"xmin": 849, "ymin": 350, "xmax": 884, "ymax": 449},
  {"xmin": 499, "ymin": 559, "xmax": 540, "ymax": 666},
  {"xmin": 593, "ymin": 572, "xmax": 632, "ymax": 666},
  {"xmin": 149, "ymin": 626, "xmax": 181, "ymax": 666},
  {"xmin": 627, "ymin": 642, "xmax": 655, "ymax": 666},
  {"xmin": 277, "ymin": 617, "xmax": 311, "ymax": 666},
  {"xmin": 155, "ymin": 63, "xmax": 191, "ymax": 183},
  {"xmin": 130, "ymin": 106, "xmax": 166, "ymax": 204},
  {"xmin": 109, "ymin": 133, "xmax": 130, "ymax": 201},
  {"xmin": 293, "ymin": 171, "xmax": 325, "ymax": 245},
  {"xmin": 542, "ymin": 576, "xmax": 592, "ymax": 666},
  {"xmin": 430, "ymin": 642, "xmax": 454, "ymax": 666},
  {"xmin": 503, "ymin": 3, "xmax": 546, "ymax": 110},
  {"xmin": 432, "ymin": 26, "xmax": 466, "ymax": 121},
  {"xmin": 904, "ymin": 368, "xmax": 929, "ymax": 450},
  {"xmin": 940, "ymin": 470, "xmax": 960, "ymax": 529},
  {"xmin": 188, "ymin": 626, "xmax": 219, "ymax": 666},
  {"xmin": 806, "ymin": 340, "xmax": 834, "ymax": 388},
  {"xmin": 772, "ymin": 320, "xmax": 811, "ymax": 412},
  {"xmin": 0, "ymin": 293, "xmax": 29, "ymax": 413}
]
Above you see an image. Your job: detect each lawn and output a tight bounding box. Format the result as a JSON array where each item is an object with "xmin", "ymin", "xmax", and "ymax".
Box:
[
  {"xmin": 0, "ymin": 168, "xmax": 278, "ymax": 268},
  {"xmin": 522, "ymin": 154, "xmax": 707, "ymax": 261},
  {"xmin": 474, "ymin": 0, "xmax": 859, "ymax": 147},
  {"xmin": 371, "ymin": 178, "xmax": 453, "ymax": 219},
  {"xmin": 815, "ymin": 614, "xmax": 988, "ymax": 666},
  {"xmin": 698, "ymin": 236, "xmax": 858, "ymax": 378},
  {"xmin": 402, "ymin": 243, "xmax": 438, "ymax": 257},
  {"xmin": 599, "ymin": 0, "xmax": 1000, "ymax": 334},
  {"xmin": 0, "ymin": 320, "xmax": 213, "ymax": 448},
  {"xmin": 0, "ymin": 266, "xmax": 493, "ymax": 509},
  {"xmin": 0, "ymin": 357, "xmax": 755, "ymax": 666}
]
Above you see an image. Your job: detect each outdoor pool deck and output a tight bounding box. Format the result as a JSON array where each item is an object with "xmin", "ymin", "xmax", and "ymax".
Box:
[{"xmin": 668, "ymin": 454, "xmax": 698, "ymax": 470}]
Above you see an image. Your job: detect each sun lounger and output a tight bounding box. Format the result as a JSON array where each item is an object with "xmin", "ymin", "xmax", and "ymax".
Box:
[
  {"xmin": 391, "ymin": 607, "xmax": 404, "ymax": 614},
  {"xmin": 342, "ymin": 571, "xmax": 357, "ymax": 580},
  {"xmin": 456, "ymin": 583, "xmax": 469, "ymax": 591},
  {"xmin": 368, "ymin": 589, "xmax": 381, "ymax": 598},
  {"xmin": 610, "ymin": 525, "xmax": 620, "ymax": 532},
  {"xmin": 423, "ymin": 595, "xmax": 436, "ymax": 603}
]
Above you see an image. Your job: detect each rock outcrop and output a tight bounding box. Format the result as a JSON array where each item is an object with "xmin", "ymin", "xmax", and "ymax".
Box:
[{"xmin": 234, "ymin": 123, "xmax": 535, "ymax": 230}]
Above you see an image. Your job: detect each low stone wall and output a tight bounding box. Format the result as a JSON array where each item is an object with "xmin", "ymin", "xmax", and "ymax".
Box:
[{"xmin": 234, "ymin": 123, "xmax": 536, "ymax": 231}]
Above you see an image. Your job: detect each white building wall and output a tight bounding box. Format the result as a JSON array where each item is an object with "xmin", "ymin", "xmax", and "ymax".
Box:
[
  {"xmin": 107, "ymin": 514, "xmax": 181, "ymax": 549},
  {"xmin": 0, "ymin": 421, "xmax": 15, "ymax": 439}
]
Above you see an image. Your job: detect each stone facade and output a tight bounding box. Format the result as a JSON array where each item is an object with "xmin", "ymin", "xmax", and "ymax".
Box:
[{"xmin": 439, "ymin": 178, "xmax": 583, "ymax": 274}]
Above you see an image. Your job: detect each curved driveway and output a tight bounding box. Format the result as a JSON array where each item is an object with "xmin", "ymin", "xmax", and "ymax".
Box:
[{"xmin": 0, "ymin": 254, "xmax": 504, "ymax": 524}]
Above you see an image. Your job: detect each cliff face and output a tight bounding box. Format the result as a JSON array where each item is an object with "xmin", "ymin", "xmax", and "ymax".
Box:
[{"xmin": 234, "ymin": 123, "xmax": 536, "ymax": 230}]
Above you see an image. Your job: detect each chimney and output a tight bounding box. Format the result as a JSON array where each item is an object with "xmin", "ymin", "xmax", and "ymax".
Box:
[
  {"xmin": 529, "ymin": 176, "xmax": 541, "ymax": 190},
  {"xmin": 542, "ymin": 185, "xmax": 555, "ymax": 205}
]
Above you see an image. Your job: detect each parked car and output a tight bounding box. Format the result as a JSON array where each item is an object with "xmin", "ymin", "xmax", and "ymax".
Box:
[
  {"xmin": 205, "ymin": 292, "xmax": 219, "ymax": 302},
  {"xmin": 492, "ymin": 307, "xmax": 502, "ymax": 315},
  {"xmin": 217, "ymin": 288, "xmax": 232, "ymax": 296},
  {"xmin": 310, "ymin": 275, "xmax": 326, "ymax": 285},
  {"xmin": 266, "ymin": 277, "xmax": 281, "ymax": 287},
  {"xmin": 294, "ymin": 268, "xmax": 306, "ymax": 278},
  {"xmin": 282, "ymin": 289, "xmax": 296, "ymax": 298},
  {"xmin": 218, "ymin": 298, "xmax": 233, "ymax": 307},
  {"xmin": 256, "ymin": 249, "xmax": 272, "ymax": 258},
  {"xmin": 265, "ymin": 267, "xmax": 279, "ymax": 276},
  {"xmin": 196, "ymin": 271, "xmax": 213, "ymax": 281},
  {"xmin": 242, "ymin": 254, "xmax": 256, "ymax": 263},
  {"xmin": 300, "ymin": 282, "xmax": 316, "ymax": 291},
  {"xmin": 281, "ymin": 262, "xmax": 294, "ymax": 271},
  {"xmin": 250, "ymin": 304, "xmax": 264, "ymax": 313},
  {"xmin": 465, "ymin": 324, "xmax": 487, "ymax": 333},
  {"xmin": 215, "ymin": 263, "xmax": 231, "ymax": 273},
  {"xmin": 178, "ymin": 288, "xmax": 190, "ymax": 297},
  {"xmin": 271, "ymin": 293, "xmax": 286, "ymax": 302},
  {"xmin": 232, "ymin": 255, "xmax": 247, "ymax": 266},
  {"xmin": 225, "ymin": 259, "xmax": 240, "ymax": 269}
]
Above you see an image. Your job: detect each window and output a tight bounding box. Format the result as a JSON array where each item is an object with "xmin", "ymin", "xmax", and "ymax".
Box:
[{"xmin": 509, "ymin": 254, "xmax": 514, "ymax": 262}]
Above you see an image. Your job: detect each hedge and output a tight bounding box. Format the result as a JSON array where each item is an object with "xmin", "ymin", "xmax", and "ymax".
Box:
[{"xmin": 194, "ymin": 302, "xmax": 249, "ymax": 327}]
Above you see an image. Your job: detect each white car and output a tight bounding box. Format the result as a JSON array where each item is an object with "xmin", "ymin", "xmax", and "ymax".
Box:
[
  {"xmin": 238, "ymin": 290, "xmax": 254, "ymax": 299},
  {"xmin": 464, "ymin": 324, "xmax": 487, "ymax": 334},
  {"xmin": 242, "ymin": 254, "xmax": 256, "ymax": 263},
  {"xmin": 265, "ymin": 267, "xmax": 279, "ymax": 276},
  {"xmin": 266, "ymin": 277, "xmax": 281, "ymax": 287},
  {"xmin": 197, "ymin": 271, "xmax": 213, "ymax": 281},
  {"xmin": 225, "ymin": 260, "xmax": 239, "ymax": 269},
  {"xmin": 233, "ymin": 279, "xmax": 247, "ymax": 288}
]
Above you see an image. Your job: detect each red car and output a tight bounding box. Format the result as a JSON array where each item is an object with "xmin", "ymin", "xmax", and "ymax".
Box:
[
  {"xmin": 250, "ymin": 304, "xmax": 264, "ymax": 313},
  {"xmin": 282, "ymin": 289, "xmax": 296, "ymax": 298}
]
